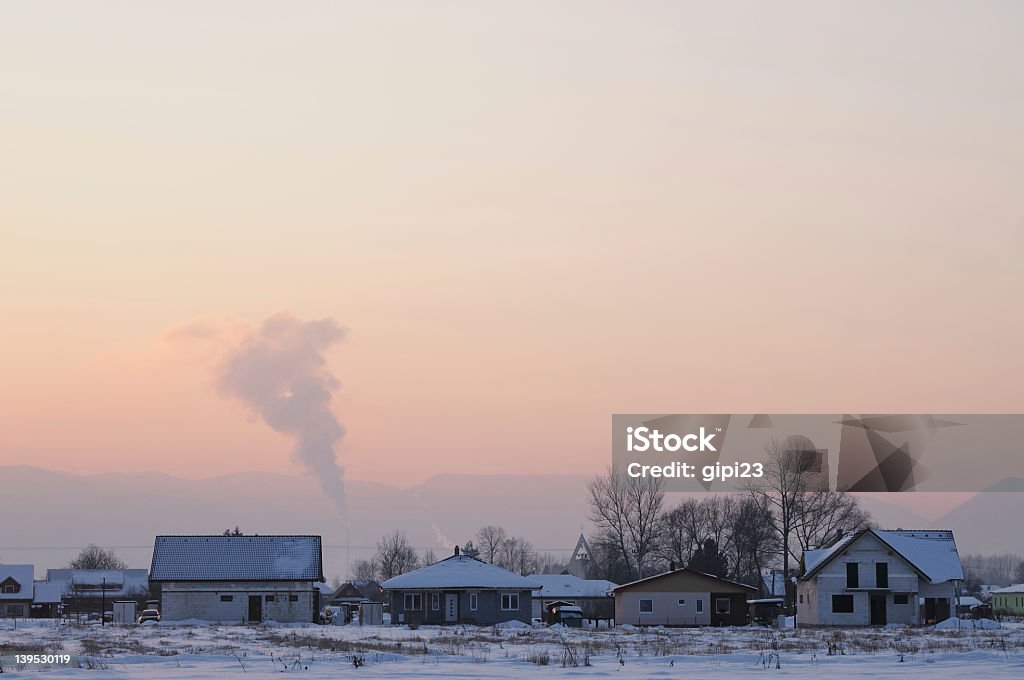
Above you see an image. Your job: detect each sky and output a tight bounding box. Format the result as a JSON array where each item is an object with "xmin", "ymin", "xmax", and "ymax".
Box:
[{"xmin": 1, "ymin": 1, "xmax": 1022, "ymax": 489}]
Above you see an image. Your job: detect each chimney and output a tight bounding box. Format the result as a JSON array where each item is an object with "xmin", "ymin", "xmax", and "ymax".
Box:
[
  {"xmin": 454, "ymin": 545, "xmax": 460, "ymax": 556},
  {"xmin": 670, "ymin": 561, "xmax": 676, "ymax": 571}
]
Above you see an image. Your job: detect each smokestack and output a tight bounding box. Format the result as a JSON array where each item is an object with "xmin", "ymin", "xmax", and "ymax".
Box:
[
  {"xmin": 218, "ymin": 312, "xmax": 349, "ymax": 516},
  {"xmin": 454, "ymin": 545, "xmax": 460, "ymax": 557}
]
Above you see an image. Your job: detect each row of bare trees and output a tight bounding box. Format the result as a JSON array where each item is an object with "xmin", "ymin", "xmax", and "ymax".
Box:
[{"xmin": 587, "ymin": 436, "xmax": 871, "ymax": 609}]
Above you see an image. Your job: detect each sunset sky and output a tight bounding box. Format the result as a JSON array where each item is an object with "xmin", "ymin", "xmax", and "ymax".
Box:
[{"xmin": 2, "ymin": 1, "xmax": 1022, "ymax": 488}]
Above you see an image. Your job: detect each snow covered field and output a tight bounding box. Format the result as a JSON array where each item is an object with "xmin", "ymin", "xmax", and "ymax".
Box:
[{"xmin": 2, "ymin": 618, "xmax": 1022, "ymax": 679}]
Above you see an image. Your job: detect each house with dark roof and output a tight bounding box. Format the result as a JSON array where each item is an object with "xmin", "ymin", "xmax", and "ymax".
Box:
[
  {"xmin": 0, "ymin": 564, "xmax": 34, "ymax": 618},
  {"xmin": 797, "ymin": 529, "xmax": 963, "ymax": 626},
  {"xmin": 382, "ymin": 547, "xmax": 540, "ymax": 625},
  {"xmin": 149, "ymin": 535, "xmax": 324, "ymax": 623},
  {"xmin": 611, "ymin": 567, "xmax": 756, "ymax": 627}
]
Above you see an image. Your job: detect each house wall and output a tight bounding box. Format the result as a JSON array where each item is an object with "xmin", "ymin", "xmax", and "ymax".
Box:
[
  {"xmin": 798, "ymin": 533, "xmax": 959, "ymax": 626},
  {"xmin": 388, "ymin": 589, "xmax": 532, "ymax": 626},
  {"xmin": 159, "ymin": 581, "xmax": 317, "ymax": 623},
  {"xmin": 615, "ymin": 590, "xmax": 711, "ymax": 626},
  {"xmin": 992, "ymin": 592, "xmax": 1024, "ymax": 615}
]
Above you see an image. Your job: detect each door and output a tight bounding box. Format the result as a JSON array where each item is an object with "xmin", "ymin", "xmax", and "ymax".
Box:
[
  {"xmin": 248, "ymin": 595, "xmax": 262, "ymax": 623},
  {"xmin": 444, "ymin": 593, "xmax": 458, "ymax": 623},
  {"xmin": 870, "ymin": 594, "xmax": 886, "ymax": 625}
]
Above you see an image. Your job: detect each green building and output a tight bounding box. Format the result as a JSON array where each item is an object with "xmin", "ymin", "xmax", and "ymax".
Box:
[{"xmin": 990, "ymin": 584, "xmax": 1024, "ymax": 615}]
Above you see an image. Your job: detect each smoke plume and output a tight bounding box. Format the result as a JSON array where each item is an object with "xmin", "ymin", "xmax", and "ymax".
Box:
[{"xmin": 218, "ymin": 312, "xmax": 348, "ymax": 516}]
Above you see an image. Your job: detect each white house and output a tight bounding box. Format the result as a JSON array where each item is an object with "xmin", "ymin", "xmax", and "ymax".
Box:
[
  {"xmin": 0, "ymin": 564, "xmax": 34, "ymax": 618},
  {"xmin": 149, "ymin": 535, "xmax": 324, "ymax": 623},
  {"xmin": 797, "ymin": 529, "xmax": 963, "ymax": 626}
]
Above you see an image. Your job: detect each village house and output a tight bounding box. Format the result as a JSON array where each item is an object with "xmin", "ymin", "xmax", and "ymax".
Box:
[
  {"xmin": 528, "ymin": 573, "xmax": 616, "ymax": 622},
  {"xmin": 990, "ymin": 584, "xmax": 1024, "ymax": 616},
  {"xmin": 149, "ymin": 535, "xmax": 324, "ymax": 623},
  {"xmin": 382, "ymin": 547, "xmax": 539, "ymax": 626},
  {"xmin": 612, "ymin": 567, "xmax": 756, "ymax": 627},
  {"xmin": 44, "ymin": 568, "xmax": 150, "ymax": 616},
  {"xmin": 0, "ymin": 564, "xmax": 34, "ymax": 618},
  {"xmin": 797, "ymin": 529, "xmax": 963, "ymax": 626},
  {"xmin": 30, "ymin": 580, "xmax": 63, "ymax": 618}
]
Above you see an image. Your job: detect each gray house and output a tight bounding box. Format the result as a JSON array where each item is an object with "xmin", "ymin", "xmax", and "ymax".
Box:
[
  {"xmin": 149, "ymin": 535, "xmax": 324, "ymax": 623},
  {"xmin": 382, "ymin": 547, "xmax": 539, "ymax": 626},
  {"xmin": 798, "ymin": 529, "xmax": 963, "ymax": 626}
]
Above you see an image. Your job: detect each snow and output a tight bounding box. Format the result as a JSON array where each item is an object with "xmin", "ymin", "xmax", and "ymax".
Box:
[
  {"xmin": 528, "ymin": 574, "xmax": 617, "ymax": 598},
  {"xmin": 0, "ymin": 564, "xmax": 34, "ymax": 600},
  {"xmin": 2, "ymin": 617, "xmax": 1023, "ymax": 679},
  {"xmin": 992, "ymin": 584, "xmax": 1024, "ymax": 594},
  {"xmin": 934, "ymin": 617, "xmax": 1002, "ymax": 630},
  {"xmin": 803, "ymin": 533, "xmax": 859, "ymax": 573},
  {"xmin": 873, "ymin": 530, "xmax": 964, "ymax": 583},
  {"xmin": 382, "ymin": 555, "xmax": 540, "ymax": 590}
]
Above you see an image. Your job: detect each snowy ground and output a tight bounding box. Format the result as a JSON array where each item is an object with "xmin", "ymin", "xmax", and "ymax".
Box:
[{"xmin": 1, "ymin": 618, "xmax": 1023, "ymax": 679}]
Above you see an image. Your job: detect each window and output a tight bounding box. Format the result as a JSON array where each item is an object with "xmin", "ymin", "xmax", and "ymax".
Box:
[
  {"xmin": 799, "ymin": 594, "xmax": 804, "ymax": 604},
  {"xmin": 846, "ymin": 562, "xmax": 859, "ymax": 588},
  {"xmin": 715, "ymin": 598, "xmax": 731, "ymax": 615},
  {"xmin": 220, "ymin": 595, "xmax": 233, "ymax": 602},
  {"xmin": 265, "ymin": 595, "xmax": 275, "ymax": 602},
  {"xmin": 639, "ymin": 599, "xmax": 653, "ymax": 614},
  {"xmin": 431, "ymin": 592, "xmax": 440, "ymax": 610},
  {"xmin": 832, "ymin": 595, "xmax": 854, "ymax": 613},
  {"xmin": 893, "ymin": 594, "xmax": 909, "ymax": 605},
  {"xmin": 876, "ymin": 563, "xmax": 888, "ymax": 589},
  {"xmin": 470, "ymin": 593, "xmax": 478, "ymax": 611},
  {"xmin": 1, "ymin": 585, "xmax": 16, "ymax": 594},
  {"xmin": 404, "ymin": 593, "xmax": 423, "ymax": 611},
  {"xmin": 500, "ymin": 593, "xmax": 520, "ymax": 611},
  {"xmin": 677, "ymin": 599, "xmax": 686, "ymax": 606},
  {"xmin": 696, "ymin": 599, "xmax": 703, "ymax": 613},
  {"xmin": 289, "ymin": 595, "xmax": 298, "ymax": 602},
  {"xmin": 4, "ymin": 605, "xmax": 24, "ymax": 617}
]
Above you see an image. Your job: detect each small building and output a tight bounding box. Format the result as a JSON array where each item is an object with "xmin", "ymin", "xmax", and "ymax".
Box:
[
  {"xmin": 991, "ymin": 584, "xmax": 1024, "ymax": 616},
  {"xmin": 612, "ymin": 567, "xmax": 756, "ymax": 627},
  {"xmin": 31, "ymin": 580, "xmax": 63, "ymax": 618},
  {"xmin": 955, "ymin": 595, "xmax": 983, "ymax": 617},
  {"xmin": 528, "ymin": 573, "xmax": 616, "ymax": 622},
  {"xmin": 0, "ymin": 564, "xmax": 34, "ymax": 618},
  {"xmin": 44, "ymin": 568, "xmax": 150, "ymax": 617},
  {"xmin": 382, "ymin": 547, "xmax": 539, "ymax": 626},
  {"xmin": 797, "ymin": 529, "xmax": 963, "ymax": 626},
  {"xmin": 149, "ymin": 535, "xmax": 324, "ymax": 623}
]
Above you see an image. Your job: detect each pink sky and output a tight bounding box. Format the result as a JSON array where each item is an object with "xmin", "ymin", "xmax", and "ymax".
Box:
[{"xmin": 1, "ymin": 2, "xmax": 1022, "ymax": 487}]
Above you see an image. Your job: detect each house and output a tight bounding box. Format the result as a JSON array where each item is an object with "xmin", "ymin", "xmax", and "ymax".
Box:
[
  {"xmin": 611, "ymin": 567, "xmax": 756, "ymax": 627},
  {"xmin": 328, "ymin": 580, "xmax": 384, "ymax": 607},
  {"xmin": 991, "ymin": 584, "xmax": 1024, "ymax": 616},
  {"xmin": 0, "ymin": 564, "xmax": 34, "ymax": 618},
  {"xmin": 44, "ymin": 568, "xmax": 150, "ymax": 616},
  {"xmin": 797, "ymin": 529, "xmax": 963, "ymax": 626},
  {"xmin": 955, "ymin": 595, "xmax": 984, "ymax": 617},
  {"xmin": 529, "ymin": 573, "xmax": 616, "ymax": 622},
  {"xmin": 382, "ymin": 546, "xmax": 540, "ymax": 625},
  {"xmin": 149, "ymin": 535, "xmax": 324, "ymax": 623},
  {"xmin": 31, "ymin": 580, "xmax": 63, "ymax": 618}
]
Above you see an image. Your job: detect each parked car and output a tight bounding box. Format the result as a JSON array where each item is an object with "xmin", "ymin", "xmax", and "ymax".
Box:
[
  {"xmin": 137, "ymin": 609, "xmax": 161, "ymax": 624},
  {"xmin": 103, "ymin": 611, "xmax": 113, "ymax": 623},
  {"xmin": 319, "ymin": 606, "xmax": 343, "ymax": 625}
]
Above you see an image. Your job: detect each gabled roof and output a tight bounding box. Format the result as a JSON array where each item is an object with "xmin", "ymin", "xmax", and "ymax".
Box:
[
  {"xmin": 0, "ymin": 565, "xmax": 34, "ymax": 600},
  {"xmin": 991, "ymin": 583, "xmax": 1024, "ymax": 594},
  {"xmin": 529, "ymin": 574, "xmax": 617, "ymax": 598},
  {"xmin": 382, "ymin": 554, "xmax": 541, "ymax": 590},
  {"xmin": 801, "ymin": 529, "xmax": 963, "ymax": 583},
  {"xmin": 32, "ymin": 580, "xmax": 63, "ymax": 604},
  {"xmin": 150, "ymin": 535, "xmax": 323, "ymax": 582},
  {"xmin": 612, "ymin": 567, "xmax": 756, "ymax": 593}
]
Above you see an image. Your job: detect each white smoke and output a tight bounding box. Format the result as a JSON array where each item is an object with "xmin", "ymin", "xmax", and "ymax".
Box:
[{"xmin": 218, "ymin": 312, "xmax": 348, "ymax": 516}]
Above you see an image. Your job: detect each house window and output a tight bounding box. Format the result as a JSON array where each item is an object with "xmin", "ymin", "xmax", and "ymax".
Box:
[
  {"xmin": 715, "ymin": 598, "xmax": 731, "ymax": 615},
  {"xmin": 832, "ymin": 595, "xmax": 854, "ymax": 613},
  {"xmin": 876, "ymin": 563, "xmax": 888, "ymax": 589},
  {"xmin": 289, "ymin": 595, "xmax": 298, "ymax": 602},
  {"xmin": 220, "ymin": 595, "xmax": 233, "ymax": 602},
  {"xmin": 4, "ymin": 605, "xmax": 24, "ymax": 617},
  {"xmin": 894, "ymin": 594, "xmax": 909, "ymax": 605},
  {"xmin": 500, "ymin": 593, "xmax": 520, "ymax": 611},
  {"xmin": 696, "ymin": 599, "xmax": 703, "ymax": 613},
  {"xmin": 1, "ymin": 585, "xmax": 16, "ymax": 594},
  {"xmin": 677, "ymin": 599, "xmax": 686, "ymax": 606},
  {"xmin": 846, "ymin": 562, "xmax": 859, "ymax": 588},
  {"xmin": 470, "ymin": 593, "xmax": 478, "ymax": 611},
  {"xmin": 799, "ymin": 594, "xmax": 804, "ymax": 604},
  {"xmin": 404, "ymin": 593, "xmax": 423, "ymax": 611},
  {"xmin": 431, "ymin": 592, "xmax": 440, "ymax": 610},
  {"xmin": 265, "ymin": 595, "xmax": 275, "ymax": 602},
  {"xmin": 639, "ymin": 599, "xmax": 653, "ymax": 614}
]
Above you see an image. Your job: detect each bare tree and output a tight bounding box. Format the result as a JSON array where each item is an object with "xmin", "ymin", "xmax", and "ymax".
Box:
[
  {"xmin": 587, "ymin": 468, "xmax": 665, "ymax": 579},
  {"xmin": 794, "ymin": 489, "xmax": 871, "ymax": 553},
  {"xmin": 68, "ymin": 544, "xmax": 127, "ymax": 570},
  {"xmin": 349, "ymin": 559, "xmax": 377, "ymax": 581},
  {"xmin": 476, "ymin": 526, "xmax": 508, "ymax": 564},
  {"xmin": 373, "ymin": 530, "xmax": 419, "ymax": 580},
  {"xmin": 421, "ymin": 549, "xmax": 437, "ymax": 566}
]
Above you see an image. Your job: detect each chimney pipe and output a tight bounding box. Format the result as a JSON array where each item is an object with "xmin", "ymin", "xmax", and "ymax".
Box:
[
  {"xmin": 455, "ymin": 545, "xmax": 460, "ymax": 556},
  {"xmin": 670, "ymin": 561, "xmax": 676, "ymax": 571}
]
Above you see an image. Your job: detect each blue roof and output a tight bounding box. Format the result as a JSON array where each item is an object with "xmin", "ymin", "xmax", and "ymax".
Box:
[{"xmin": 150, "ymin": 535, "xmax": 323, "ymax": 582}]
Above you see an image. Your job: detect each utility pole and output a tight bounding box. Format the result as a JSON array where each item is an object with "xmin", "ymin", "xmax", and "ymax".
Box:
[{"xmin": 101, "ymin": 577, "xmax": 106, "ymax": 627}]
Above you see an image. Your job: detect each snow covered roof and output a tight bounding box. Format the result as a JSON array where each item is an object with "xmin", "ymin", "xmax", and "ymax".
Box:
[
  {"xmin": 150, "ymin": 535, "xmax": 323, "ymax": 582},
  {"xmin": 529, "ymin": 574, "xmax": 617, "ymax": 598},
  {"xmin": 802, "ymin": 529, "xmax": 963, "ymax": 584},
  {"xmin": 382, "ymin": 554, "xmax": 541, "ymax": 590},
  {"xmin": 0, "ymin": 564, "xmax": 34, "ymax": 600},
  {"xmin": 958, "ymin": 596, "xmax": 983, "ymax": 607},
  {"xmin": 33, "ymin": 580, "xmax": 63, "ymax": 604},
  {"xmin": 991, "ymin": 583, "xmax": 1024, "ymax": 594}
]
